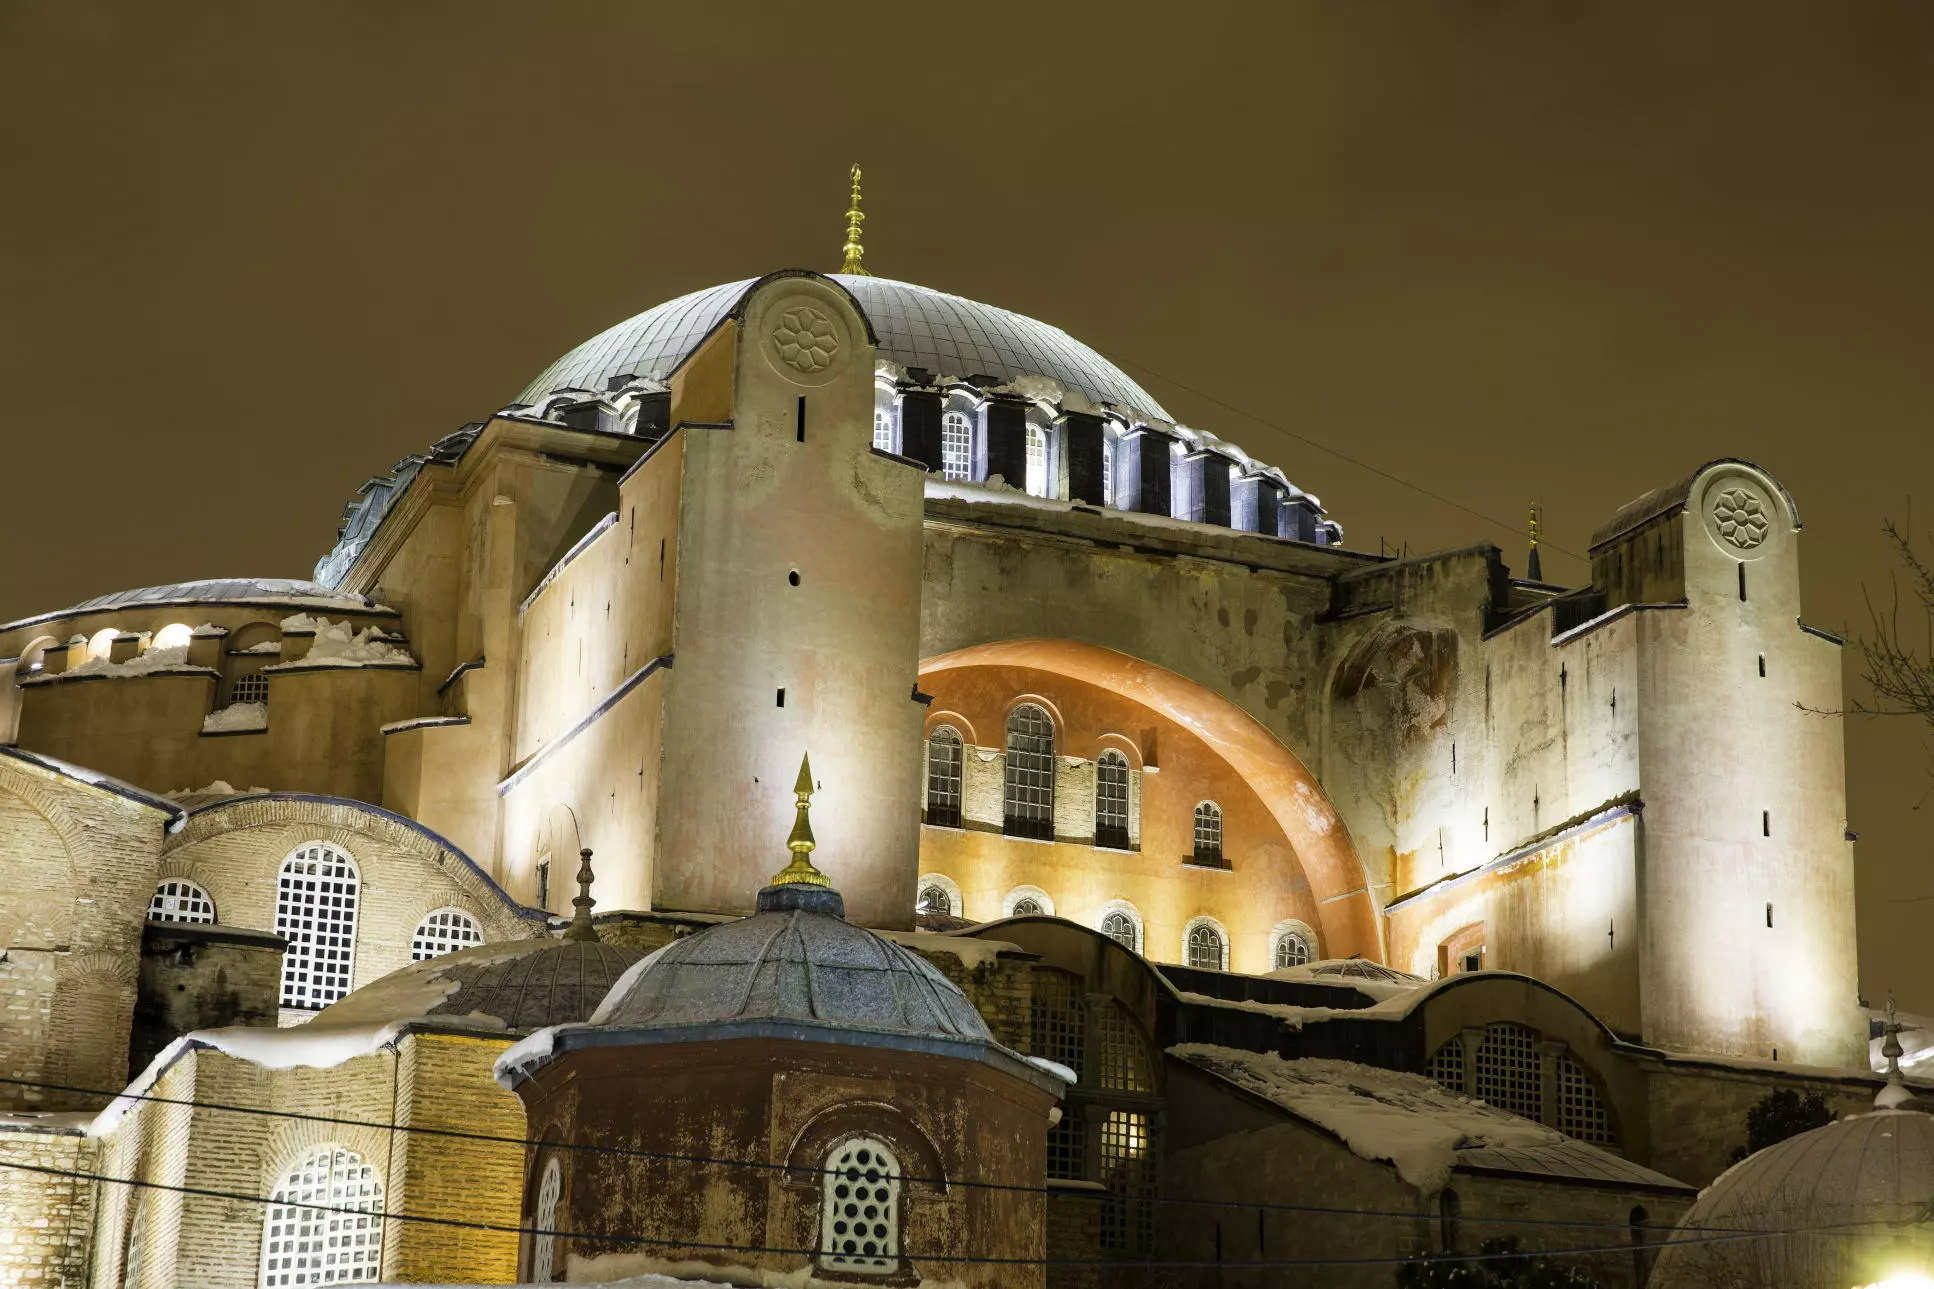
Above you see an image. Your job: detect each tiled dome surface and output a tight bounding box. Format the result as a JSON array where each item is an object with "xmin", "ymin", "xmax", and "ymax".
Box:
[{"xmin": 319, "ymin": 937, "xmax": 648, "ymax": 1033}]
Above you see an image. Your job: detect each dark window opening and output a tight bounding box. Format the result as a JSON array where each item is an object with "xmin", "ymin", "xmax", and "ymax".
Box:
[
  {"xmin": 787, "ymin": 570, "xmax": 801, "ymax": 586},
  {"xmin": 1766, "ymin": 903, "xmax": 1774, "ymax": 928},
  {"xmin": 536, "ymin": 860, "xmax": 551, "ymax": 909},
  {"xmin": 1759, "ymin": 653, "xmax": 1767, "ymax": 677},
  {"xmin": 1763, "ymin": 810, "xmax": 1771, "ymax": 837},
  {"xmin": 1738, "ymin": 562, "xmax": 1748, "ymax": 601},
  {"xmin": 776, "ymin": 688, "xmax": 786, "ymax": 708},
  {"xmin": 796, "ymin": 396, "xmax": 806, "ymax": 442}
]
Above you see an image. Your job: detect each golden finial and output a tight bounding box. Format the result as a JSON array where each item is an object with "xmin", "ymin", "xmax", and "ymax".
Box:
[
  {"xmin": 1528, "ymin": 501, "xmax": 1542, "ymax": 549},
  {"xmin": 1526, "ymin": 501, "xmax": 1545, "ymax": 582},
  {"xmin": 562, "ymin": 848, "xmax": 601, "ymax": 942},
  {"xmin": 839, "ymin": 164, "xmax": 869, "ymax": 277},
  {"xmin": 770, "ymin": 753, "xmax": 834, "ymax": 888}
]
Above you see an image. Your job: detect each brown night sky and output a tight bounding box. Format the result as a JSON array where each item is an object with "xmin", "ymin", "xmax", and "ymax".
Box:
[{"xmin": 2, "ymin": 4, "xmax": 1929, "ymax": 1006}]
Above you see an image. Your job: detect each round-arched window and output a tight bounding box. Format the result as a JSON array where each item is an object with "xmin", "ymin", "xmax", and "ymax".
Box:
[
  {"xmin": 530, "ymin": 1155, "xmax": 563, "ymax": 1282},
  {"xmin": 1099, "ymin": 905, "xmax": 1142, "ymax": 954},
  {"xmin": 259, "ymin": 1146, "xmax": 383, "ymax": 1287},
  {"xmin": 1191, "ymin": 801, "xmax": 1224, "ymax": 866},
  {"xmin": 148, "ymin": 879, "xmax": 215, "ymax": 925},
  {"xmin": 1185, "ymin": 920, "xmax": 1227, "ymax": 971},
  {"xmin": 1011, "ymin": 897, "xmax": 1044, "ymax": 916},
  {"xmin": 411, "ymin": 908, "xmax": 484, "ymax": 961},
  {"xmin": 277, "ymin": 842, "xmax": 361, "ymax": 1010},
  {"xmin": 915, "ymin": 875, "xmax": 962, "ymax": 919},
  {"xmin": 1003, "ymin": 704, "xmax": 1056, "ymax": 840},
  {"xmin": 925, "ymin": 726, "xmax": 963, "ymax": 828},
  {"xmin": 820, "ymin": 1136, "xmax": 902, "ymax": 1275},
  {"xmin": 1094, "ymin": 750, "xmax": 1131, "ymax": 849},
  {"xmin": 1272, "ymin": 924, "xmax": 1315, "ymax": 969}
]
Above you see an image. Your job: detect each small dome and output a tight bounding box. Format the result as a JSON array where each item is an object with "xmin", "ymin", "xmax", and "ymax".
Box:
[
  {"xmin": 588, "ymin": 884, "xmax": 992, "ymax": 1043},
  {"xmin": 316, "ymin": 935, "xmax": 648, "ymax": 1033},
  {"xmin": 1649, "ymin": 1103, "xmax": 1934, "ymax": 1288}
]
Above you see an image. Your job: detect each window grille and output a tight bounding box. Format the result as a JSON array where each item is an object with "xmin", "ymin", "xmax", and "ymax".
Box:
[
  {"xmin": 1026, "ymin": 424, "xmax": 1050, "ymax": 496},
  {"xmin": 1556, "ymin": 1053, "xmax": 1616, "ymax": 1144},
  {"xmin": 1101, "ymin": 911, "xmax": 1140, "ymax": 953},
  {"xmin": 276, "ymin": 843, "xmax": 360, "ymax": 1010},
  {"xmin": 1186, "ymin": 922, "xmax": 1226, "ymax": 970},
  {"xmin": 1191, "ymin": 801, "xmax": 1224, "ymax": 866},
  {"xmin": 148, "ymin": 879, "xmax": 216, "ymax": 925},
  {"xmin": 1094, "ymin": 751, "xmax": 1131, "ymax": 849},
  {"xmin": 916, "ymin": 884, "xmax": 954, "ymax": 917},
  {"xmin": 1003, "ymin": 704, "xmax": 1055, "ymax": 840},
  {"xmin": 259, "ymin": 1146, "xmax": 383, "ymax": 1287},
  {"xmin": 1028, "ymin": 970, "xmax": 1088, "ymax": 1074},
  {"xmin": 872, "ymin": 406, "xmax": 894, "ymax": 452},
  {"xmin": 1010, "ymin": 897, "xmax": 1044, "ymax": 917},
  {"xmin": 1426, "ymin": 1036, "xmax": 1467, "ymax": 1091},
  {"xmin": 1096, "ymin": 1003, "xmax": 1154, "ymax": 1092},
  {"xmin": 229, "ymin": 671, "xmax": 270, "ymax": 707},
  {"xmin": 1099, "ymin": 1111, "xmax": 1154, "ymax": 1253},
  {"xmin": 940, "ymin": 410, "xmax": 973, "ymax": 480},
  {"xmin": 410, "ymin": 908, "xmax": 483, "ymax": 961},
  {"xmin": 1273, "ymin": 929, "xmax": 1312, "ymax": 969},
  {"xmin": 820, "ymin": 1137, "xmax": 901, "ymax": 1275},
  {"xmin": 925, "ymin": 727, "xmax": 962, "ymax": 828},
  {"xmin": 1046, "ymin": 1111, "xmax": 1086, "ymax": 1181},
  {"xmin": 1101, "ymin": 432, "xmax": 1115, "ymax": 506},
  {"xmin": 1474, "ymin": 1023, "xmax": 1542, "ymax": 1120},
  {"xmin": 530, "ymin": 1156, "xmax": 562, "ymax": 1282}
]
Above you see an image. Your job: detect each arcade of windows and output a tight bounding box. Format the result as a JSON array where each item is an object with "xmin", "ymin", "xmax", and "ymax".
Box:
[{"xmin": 1425, "ymin": 1021, "xmax": 1617, "ymax": 1147}]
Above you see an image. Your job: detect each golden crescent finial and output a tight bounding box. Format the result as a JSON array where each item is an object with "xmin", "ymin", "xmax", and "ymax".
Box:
[
  {"xmin": 839, "ymin": 164, "xmax": 869, "ymax": 277},
  {"xmin": 770, "ymin": 752, "xmax": 834, "ymax": 888},
  {"xmin": 1528, "ymin": 501, "xmax": 1542, "ymax": 549}
]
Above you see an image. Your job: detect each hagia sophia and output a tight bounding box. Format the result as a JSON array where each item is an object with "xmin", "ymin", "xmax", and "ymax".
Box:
[{"xmin": 1, "ymin": 175, "xmax": 1927, "ymax": 1289}]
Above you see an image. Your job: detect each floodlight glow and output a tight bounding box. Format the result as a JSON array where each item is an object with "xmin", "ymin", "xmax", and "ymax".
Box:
[{"xmin": 1858, "ymin": 1272, "xmax": 1934, "ymax": 1289}]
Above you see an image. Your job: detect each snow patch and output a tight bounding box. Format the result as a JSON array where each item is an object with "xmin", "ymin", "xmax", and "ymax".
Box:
[
  {"xmin": 52, "ymin": 644, "xmax": 212, "ymax": 680},
  {"xmin": 201, "ymin": 703, "xmax": 267, "ymax": 733},
  {"xmin": 268, "ymin": 618, "xmax": 416, "ymax": 670},
  {"xmin": 492, "ymin": 1026, "xmax": 558, "ymax": 1088},
  {"xmin": 166, "ymin": 780, "xmax": 239, "ymax": 798},
  {"xmin": 879, "ymin": 930, "xmax": 1020, "ymax": 972}
]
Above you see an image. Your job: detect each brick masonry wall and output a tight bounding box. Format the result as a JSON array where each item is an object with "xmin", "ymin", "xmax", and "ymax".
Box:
[{"xmin": 0, "ymin": 1127, "xmax": 98, "ymax": 1289}]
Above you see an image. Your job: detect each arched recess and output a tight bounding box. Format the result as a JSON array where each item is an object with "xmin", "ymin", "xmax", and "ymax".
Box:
[{"xmin": 920, "ymin": 639, "xmax": 1379, "ymax": 959}]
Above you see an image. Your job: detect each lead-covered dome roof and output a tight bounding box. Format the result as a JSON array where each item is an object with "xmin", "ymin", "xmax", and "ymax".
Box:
[
  {"xmin": 1649, "ymin": 1103, "xmax": 1934, "ymax": 1288},
  {"xmin": 518, "ymin": 274, "xmax": 1172, "ymax": 423},
  {"xmin": 314, "ymin": 935, "xmax": 648, "ymax": 1033}
]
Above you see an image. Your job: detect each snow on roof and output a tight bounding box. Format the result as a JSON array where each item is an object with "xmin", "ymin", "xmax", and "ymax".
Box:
[
  {"xmin": 1264, "ymin": 958, "xmax": 1430, "ymax": 1002},
  {"xmin": 265, "ymin": 618, "xmax": 416, "ymax": 671},
  {"xmin": 875, "ymin": 928, "xmax": 1022, "ymax": 972},
  {"xmin": 2, "ymin": 578, "xmax": 395, "ymax": 632},
  {"xmin": 19, "ymin": 643, "xmax": 217, "ymax": 685},
  {"xmin": 0, "ymin": 746, "xmax": 183, "ymax": 821},
  {"xmin": 1172, "ymin": 1045, "xmax": 1688, "ymax": 1195}
]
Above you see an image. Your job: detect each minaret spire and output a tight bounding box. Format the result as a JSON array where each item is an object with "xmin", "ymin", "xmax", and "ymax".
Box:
[
  {"xmin": 839, "ymin": 164, "xmax": 869, "ymax": 277},
  {"xmin": 1527, "ymin": 501, "xmax": 1544, "ymax": 583},
  {"xmin": 562, "ymin": 847, "xmax": 601, "ymax": 942},
  {"xmin": 770, "ymin": 753, "xmax": 834, "ymax": 889},
  {"xmin": 1877, "ymin": 990, "xmax": 1915, "ymax": 1109}
]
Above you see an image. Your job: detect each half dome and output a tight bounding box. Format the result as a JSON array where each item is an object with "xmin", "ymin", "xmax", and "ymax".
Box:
[{"xmin": 517, "ymin": 274, "xmax": 1172, "ymax": 423}]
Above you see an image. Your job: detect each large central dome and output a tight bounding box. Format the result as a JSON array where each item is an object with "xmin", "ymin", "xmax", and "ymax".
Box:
[{"xmin": 518, "ymin": 274, "xmax": 1172, "ymax": 422}]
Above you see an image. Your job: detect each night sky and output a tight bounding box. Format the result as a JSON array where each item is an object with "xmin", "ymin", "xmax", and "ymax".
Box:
[{"xmin": 3, "ymin": 3, "xmax": 1929, "ymax": 1008}]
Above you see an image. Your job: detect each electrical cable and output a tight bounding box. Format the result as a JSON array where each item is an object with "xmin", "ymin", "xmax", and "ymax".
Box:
[
  {"xmin": 1098, "ymin": 347, "xmax": 1589, "ymax": 567},
  {"xmin": 0, "ymin": 1159, "xmax": 1839, "ymax": 1270},
  {"xmin": 0, "ymin": 1073, "xmax": 1855, "ymax": 1237}
]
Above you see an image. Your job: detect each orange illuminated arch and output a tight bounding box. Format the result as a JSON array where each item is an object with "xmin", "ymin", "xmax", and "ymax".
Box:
[{"xmin": 920, "ymin": 639, "xmax": 1381, "ymax": 960}]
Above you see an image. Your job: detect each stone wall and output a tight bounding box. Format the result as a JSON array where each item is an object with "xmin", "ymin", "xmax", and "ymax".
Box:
[
  {"xmin": 0, "ymin": 1126, "xmax": 97, "ymax": 1289},
  {"xmin": 130, "ymin": 923, "xmax": 285, "ymax": 1081}
]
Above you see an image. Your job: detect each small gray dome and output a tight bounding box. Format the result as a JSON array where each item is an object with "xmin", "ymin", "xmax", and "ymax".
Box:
[
  {"xmin": 590, "ymin": 887, "xmax": 992, "ymax": 1044},
  {"xmin": 317, "ymin": 936, "xmax": 648, "ymax": 1033},
  {"xmin": 1649, "ymin": 1104, "xmax": 1934, "ymax": 1288}
]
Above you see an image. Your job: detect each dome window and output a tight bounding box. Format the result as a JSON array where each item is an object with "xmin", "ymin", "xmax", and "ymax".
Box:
[
  {"xmin": 940, "ymin": 410, "xmax": 974, "ymax": 481},
  {"xmin": 820, "ymin": 1136, "xmax": 902, "ymax": 1276},
  {"xmin": 148, "ymin": 879, "xmax": 215, "ymax": 925}
]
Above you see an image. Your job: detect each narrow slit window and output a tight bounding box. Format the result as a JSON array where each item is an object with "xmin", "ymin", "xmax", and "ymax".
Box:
[
  {"xmin": 776, "ymin": 688, "xmax": 786, "ymax": 708},
  {"xmin": 1738, "ymin": 562, "xmax": 1748, "ymax": 601},
  {"xmin": 1763, "ymin": 810, "xmax": 1771, "ymax": 837},
  {"xmin": 1766, "ymin": 902, "xmax": 1774, "ymax": 928},
  {"xmin": 1758, "ymin": 654, "xmax": 1766, "ymax": 677},
  {"xmin": 796, "ymin": 396, "xmax": 807, "ymax": 443}
]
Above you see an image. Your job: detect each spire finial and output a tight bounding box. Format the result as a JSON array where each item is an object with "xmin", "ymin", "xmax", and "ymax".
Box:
[
  {"xmin": 839, "ymin": 164, "xmax": 869, "ymax": 277},
  {"xmin": 770, "ymin": 753, "xmax": 834, "ymax": 889},
  {"xmin": 1527, "ymin": 501, "xmax": 1545, "ymax": 583},
  {"xmin": 562, "ymin": 847, "xmax": 600, "ymax": 942},
  {"xmin": 1877, "ymin": 990, "xmax": 1915, "ymax": 1109}
]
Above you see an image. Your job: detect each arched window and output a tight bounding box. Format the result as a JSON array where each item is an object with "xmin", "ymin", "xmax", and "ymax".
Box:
[
  {"xmin": 410, "ymin": 908, "xmax": 483, "ymax": 961},
  {"xmin": 940, "ymin": 410, "xmax": 973, "ymax": 481},
  {"xmin": 820, "ymin": 1136, "xmax": 901, "ymax": 1275},
  {"xmin": 277, "ymin": 843, "xmax": 361, "ymax": 1010},
  {"xmin": 1003, "ymin": 886, "xmax": 1054, "ymax": 918},
  {"xmin": 530, "ymin": 1155, "xmax": 563, "ymax": 1282},
  {"xmin": 1426, "ymin": 1034, "xmax": 1467, "ymax": 1091},
  {"xmin": 915, "ymin": 881, "xmax": 958, "ymax": 918},
  {"xmin": 1271, "ymin": 923, "xmax": 1314, "ymax": 969},
  {"xmin": 1191, "ymin": 801, "xmax": 1224, "ymax": 867},
  {"xmin": 925, "ymin": 726, "xmax": 963, "ymax": 828},
  {"xmin": 1096, "ymin": 1002, "xmax": 1154, "ymax": 1093},
  {"xmin": 1025, "ymin": 424, "xmax": 1051, "ymax": 496},
  {"xmin": 1099, "ymin": 1110, "xmax": 1154, "ymax": 1253},
  {"xmin": 1185, "ymin": 920, "xmax": 1227, "ymax": 970},
  {"xmin": 1425, "ymin": 1025, "xmax": 1617, "ymax": 1146},
  {"xmin": 223, "ymin": 622, "xmax": 279, "ymax": 709},
  {"xmin": 148, "ymin": 879, "xmax": 216, "ymax": 925},
  {"xmin": 1003, "ymin": 704, "xmax": 1056, "ymax": 840},
  {"xmin": 872, "ymin": 405, "xmax": 894, "ymax": 452},
  {"xmin": 151, "ymin": 622, "xmax": 193, "ymax": 652},
  {"xmin": 1101, "ymin": 431, "xmax": 1117, "ymax": 507},
  {"xmin": 1099, "ymin": 906, "xmax": 1142, "ymax": 954},
  {"xmin": 1094, "ymin": 751, "xmax": 1131, "ymax": 850},
  {"xmin": 1011, "ymin": 897, "xmax": 1043, "ymax": 916},
  {"xmin": 1029, "ymin": 969, "xmax": 1088, "ymax": 1074},
  {"xmin": 228, "ymin": 672, "xmax": 270, "ymax": 706},
  {"xmin": 259, "ymin": 1146, "xmax": 383, "ymax": 1287},
  {"xmin": 1556, "ymin": 1052, "xmax": 1616, "ymax": 1144}
]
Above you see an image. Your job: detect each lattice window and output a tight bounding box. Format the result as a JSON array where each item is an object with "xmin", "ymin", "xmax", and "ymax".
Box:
[
  {"xmin": 1192, "ymin": 801, "xmax": 1224, "ymax": 866},
  {"xmin": 1556, "ymin": 1053, "xmax": 1616, "ymax": 1145},
  {"xmin": 148, "ymin": 879, "xmax": 215, "ymax": 925},
  {"xmin": 1426, "ymin": 1036, "xmax": 1467, "ymax": 1093},
  {"xmin": 820, "ymin": 1137, "xmax": 901, "ymax": 1275},
  {"xmin": 259, "ymin": 1146, "xmax": 383, "ymax": 1287},
  {"xmin": 916, "ymin": 883, "xmax": 955, "ymax": 917},
  {"xmin": 1101, "ymin": 432, "xmax": 1116, "ymax": 506},
  {"xmin": 941, "ymin": 410, "xmax": 973, "ymax": 480},
  {"xmin": 1094, "ymin": 751, "xmax": 1131, "ymax": 849},
  {"xmin": 1101, "ymin": 910, "xmax": 1141, "ymax": 953},
  {"xmin": 1003, "ymin": 704, "xmax": 1056, "ymax": 840},
  {"xmin": 1011, "ymin": 897, "xmax": 1044, "ymax": 917},
  {"xmin": 1028, "ymin": 969, "xmax": 1087, "ymax": 1075},
  {"xmin": 1097, "ymin": 1003, "xmax": 1154, "ymax": 1092},
  {"xmin": 410, "ymin": 908, "xmax": 482, "ymax": 961},
  {"xmin": 277, "ymin": 843, "xmax": 360, "ymax": 1010},
  {"xmin": 530, "ymin": 1156, "xmax": 562, "ymax": 1282},
  {"xmin": 229, "ymin": 671, "xmax": 270, "ymax": 707},
  {"xmin": 1099, "ymin": 1111, "xmax": 1155, "ymax": 1253},
  {"xmin": 1273, "ymin": 929, "xmax": 1312, "ymax": 969},
  {"xmin": 872, "ymin": 406, "xmax": 894, "ymax": 452},
  {"xmin": 1026, "ymin": 424, "xmax": 1050, "ymax": 496},
  {"xmin": 925, "ymin": 727, "xmax": 963, "ymax": 828},
  {"xmin": 1474, "ymin": 1023, "xmax": 1542, "ymax": 1120},
  {"xmin": 1047, "ymin": 1110, "xmax": 1086, "ymax": 1181},
  {"xmin": 1186, "ymin": 922, "xmax": 1226, "ymax": 970}
]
